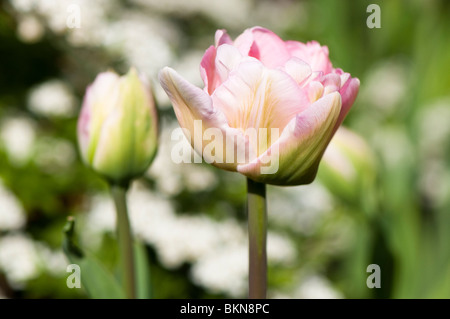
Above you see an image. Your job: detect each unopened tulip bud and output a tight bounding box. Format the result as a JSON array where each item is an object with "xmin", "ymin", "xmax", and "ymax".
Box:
[
  {"xmin": 318, "ymin": 127, "xmax": 376, "ymax": 204},
  {"xmin": 77, "ymin": 68, "xmax": 158, "ymax": 184}
]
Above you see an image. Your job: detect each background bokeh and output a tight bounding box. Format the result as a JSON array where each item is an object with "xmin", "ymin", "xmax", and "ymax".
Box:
[{"xmin": 1, "ymin": 0, "xmax": 450, "ymax": 299}]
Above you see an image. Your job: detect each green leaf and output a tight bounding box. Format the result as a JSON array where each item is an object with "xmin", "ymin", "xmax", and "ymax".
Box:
[
  {"xmin": 62, "ymin": 217, "xmax": 126, "ymax": 299},
  {"xmin": 134, "ymin": 241, "xmax": 152, "ymax": 299}
]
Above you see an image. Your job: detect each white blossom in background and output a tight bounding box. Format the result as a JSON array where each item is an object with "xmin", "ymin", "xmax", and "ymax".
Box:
[
  {"xmin": 127, "ymin": 184, "xmax": 247, "ymax": 268},
  {"xmin": 66, "ymin": 0, "xmax": 117, "ymax": 46},
  {"xmin": 191, "ymin": 232, "xmax": 296, "ymax": 297},
  {"xmin": 416, "ymin": 98, "xmax": 450, "ymax": 207},
  {"xmin": 0, "ymin": 234, "xmax": 68, "ymax": 287},
  {"xmin": 81, "ymin": 194, "xmax": 116, "ymax": 249},
  {"xmin": 0, "ymin": 116, "xmax": 36, "ymax": 165},
  {"xmin": 250, "ymin": 0, "xmax": 307, "ymax": 31},
  {"xmin": 28, "ymin": 79, "xmax": 76, "ymax": 117},
  {"xmin": 102, "ymin": 13, "xmax": 176, "ymax": 76},
  {"xmin": 268, "ymin": 183, "xmax": 334, "ymax": 235},
  {"xmin": 371, "ymin": 127, "xmax": 414, "ymax": 168},
  {"xmin": 35, "ymin": 243, "xmax": 67, "ymax": 276},
  {"xmin": 170, "ymin": 50, "xmax": 205, "ymax": 87},
  {"xmin": 0, "ymin": 180, "xmax": 26, "ymax": 231},
  {"xmin": 294, "ymin": 275, "xmax": 343, "ymax": 299},
  {"xmin": 147, "ymin": 120, "xmax": 218, "ymax": 195},
  {"xmin": 16, "ymin": 14, "xmax": 44, "ymax": 43},
  {"xmin": 267, "ymin": 233, "xmax": 296, "ymax": 264},
  {"xmin": 362, "ymin": 60, "xmax": 407, "ymax": 114},
  {"xmin": 191, "ymin": 244, "xmax": 247, "ymax": 297},
  {"xmin": 10, "ymin": 0, "xmax": 111, "ymax": 36},
  {"xmin": 273, "ymin": 274, "xmax": 343, "ymax": 299},
  {"xmin": 417, "ymin": 98, "xmax": 450, "ymax": 157},
  {"xmin": 82, "ymin": 183, "xmax": 296, "ymax": 295},
  {"xmin": 130, "ymin": 0, "xmax": 251, "ymax": 28},
  {"xmin": 0, "ymin": 234, "xmax": 41, "ymax": 287}
]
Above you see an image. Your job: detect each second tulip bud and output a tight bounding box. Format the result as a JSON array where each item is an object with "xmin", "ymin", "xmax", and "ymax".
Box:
[{"xmin": 77, "ymin": 68, "xmax": 158, "ymax": 184}]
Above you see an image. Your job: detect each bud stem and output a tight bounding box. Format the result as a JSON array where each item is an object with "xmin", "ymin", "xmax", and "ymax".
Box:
[
  {"xmin": 111, "ymin": 184, "xmax": 136, "ymax": 299},
  {"xmin": 247, "ymin": 178, "xmax": 267, "ymax": 299}
]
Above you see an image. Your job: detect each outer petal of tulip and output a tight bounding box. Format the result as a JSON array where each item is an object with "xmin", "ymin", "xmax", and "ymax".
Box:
[
  {"xmin": 159, "ymin": 67, "xmax": 250, "ymax": 171},
  {"xmin": 215, "ymin": 29, "xmax": 232, "ymax": 46},
  {"xmin": 78, "ymin": 72, "xmax": 120, "ymax": 165},
  {"xmin": 237, "ymin": 92, "xmax": 342, "ymax": 185},
  {"xmin": 335, "ymin": 76, "xmax": 360, "ymax": 133},
  {"xmin": 200, "ymin": 45, "xmax": 219, "ymax": 95}
]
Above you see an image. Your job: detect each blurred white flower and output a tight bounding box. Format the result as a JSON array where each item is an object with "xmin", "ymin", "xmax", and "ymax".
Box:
[
  {"xmin": 362, "ymin": 60, "xmax": 407, "ymax": 113},
  {"xmin": 0, "ymin": 234, "xmax": 41, "ymax": 287},
  {"xmin": 131, "ymin": 0, "xmax": 251, "ymax": 28},
  {"xmin": 8, "ymin": 0, "xmax": 35, "ymax": 12},
  {"xmin": 191, "ymin": 231, "xmax": 297, "ymax": 297},
  {"xmin": 268, "ymin": 183, "xmax": 333, "ymax": 235},
  {"xmin": 273, "ymin": 274, "xmax": 343, "ymax": 299},
  {"xmin": 28, "ymin": 79, "xmax": 76, "ymax": 117},
  {"xmin": 295, "ymin": 275, "xmax": 343, "ymax": 299},
  {"xmin": 416, "ymin": 99, "xmax": 450, "ymax": 206},
  {"xmin": 127, "ymin": 184, "xmax": 246, "ymax": 268},
  {"xmin": 81, "ymin": 194, "xmax": 116, "ymax": 249},
  {"xmin": 191, "ymin": 244, "xmax": 247, "ymax": 297},
  {"xmin": 102, "ymin": 13, "xmax": 175, "ymax": 76},
  {"xmin": 371, "ymin": 126, "xmax": 414, "ymax": 168},
  {"xmin": 419, "ymin": 160, "xmax": 450, "ymax": 208},
  {"xmin": 147, "ymin": 120, "xmax": 218, "ymax": 195},
  {"xmin": 17, "ymin": 14, "xmax": 44, "ymax": 43},
  {"xmin": 0, "ymin": 116, "xmax": 36, "ymax": 165},
  {"xmin": 0, "ymin": 180, "xmax": 26, "ymax": 231},
  {"xmin": 83, "ymin": 183, "xmax": 296, "ymax": 295},
  {"xmin": 36, "ymin": 243, "xmax": 67, "ymax": 276},
  {"xmin": 267, "ymin": 232, "xmax": 296, "ymax": 264},
  {"xmin": 250, "ymin": 0, "xmax": 306, "ymax": 30},
  {"xmin": 417, "ymin": 98, "xmax": 450, "ymax": 157},
  {"xmin": 66, "ymin": 0, "xmax": 116, "ymax": 46},
  {"xmin": 183, "ymin": 165, "xmax": 218, "ymax": 192}
]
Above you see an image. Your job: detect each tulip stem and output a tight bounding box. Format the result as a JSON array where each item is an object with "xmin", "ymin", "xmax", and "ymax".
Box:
[
  {"xmin": 111, "ymin": 183, "xmax": 136, "ymax": 299},
  {"xmin": 247, "ymin": 178, "xmax": 267, "ymax": 299}
]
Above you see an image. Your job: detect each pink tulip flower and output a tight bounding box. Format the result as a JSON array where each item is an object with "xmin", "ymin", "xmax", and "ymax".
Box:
[{"xmin": 159, "ymin": 27, "xmax": 359, "ymax": 185}]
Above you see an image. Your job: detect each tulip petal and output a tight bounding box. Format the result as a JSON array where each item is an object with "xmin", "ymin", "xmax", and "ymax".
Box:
[
  {"xmin": 334, "ymin": 77, "xmax": 360, "ymax": 133},
  {"xmin": 211, "ymin": 60, "xmax": 310, "ymax": 155},
  {"xmin": 200, "ymin": 45, "xmax": 218, "ymax": 95},
  {"xmin": 322, "ymin": 73, "xmax": 341, "ymax": 95},
  {"xmin": 286, "ymin": 40, "xmax": 333, "ymax": 74},
  {"xmin": 159, "ymin": 67, "xmax": 251, "ymax": 170},
  {"xmin": 234, "ymin": 27, "xmax": 291, "ymax": 68},
  {"xmin": 283, "ymin": 57, "xmax": 312, "ymax": 85},
  {"xmin": 215, "ymin": 44, "xmax": 246, "ymax": 84},
  {"xmin": 306, "ymin": 81, "xmax": 324, "ymax": 103},
  {"xmin": 215, "ymin": 29, "xmax": 232, "ymax": 46},
  {"xmin": 79, "ymin": 72, "xmax": 120, "ymax": 164},
  {"xmin": 237, "ymin": 92, "xmax": 342, "ymax": 185}
]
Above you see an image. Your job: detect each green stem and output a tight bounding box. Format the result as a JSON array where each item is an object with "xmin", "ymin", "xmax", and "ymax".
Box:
[
  {"xmin": 111, "ymin": 184, "xmax": 136, "ymax": 299},
  {"xmin": 247, "ymin": 178, "xmax": 267, "ymax": 299}
]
